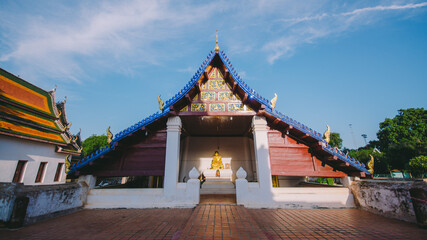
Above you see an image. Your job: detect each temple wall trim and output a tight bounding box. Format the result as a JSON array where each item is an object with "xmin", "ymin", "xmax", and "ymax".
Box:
[
  {"xmin": 84, "ymin": 168, "xmax": 200, "ymax": 209},
  {"xmin": 235, "ymin": 167, "xmax": 355, "ymax": 209}
]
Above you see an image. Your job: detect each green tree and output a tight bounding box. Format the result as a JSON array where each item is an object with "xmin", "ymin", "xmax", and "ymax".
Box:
[
  {"xmin": 344, "ymin": 147, "xmax": 389, "ymax": 174},
  {"xmin": 377, "ymin": 108, "xmax": 427, "ymax": 170},
  {"xmin": 82, "ymin": 135, "xmax": 108, "ymax": 157},
  {"xmin": 409, "ymin": 155, "xmax": 427, "ymax": 177},
  {"xmin": 329, "ymin": 132, "xmax": 343, "ymax": 149}
]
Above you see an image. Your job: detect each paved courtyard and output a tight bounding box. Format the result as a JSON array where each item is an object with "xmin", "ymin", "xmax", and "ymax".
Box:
[{"xmin": 1, "ymin": 205, "xmax": 426, "ymax": 240}]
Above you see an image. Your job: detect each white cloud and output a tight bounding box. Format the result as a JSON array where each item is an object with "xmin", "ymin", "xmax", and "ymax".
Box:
[
  {"xmin": 341, "ymin": 2, "xmax": 427, "ymax": 16},
  {"xmin": 263, "ymin": 1, "xmax": 427, "ymax": 63},
  {"xmin": 0, "ymin": 0, "xmax": 219, "ymax": 83},
  {"xmin": 1, "ymin": 0, "xmax": 426, "ymax": 81}
]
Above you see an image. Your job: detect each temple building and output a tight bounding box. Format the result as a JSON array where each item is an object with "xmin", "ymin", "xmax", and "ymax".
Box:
[
  {"xmin": 69, "ymin": 37, "xmax": 370, "ymax": 208},
  {"xmin": 0, "ymin": 68, "xmax": 81, "ymax": 185}
]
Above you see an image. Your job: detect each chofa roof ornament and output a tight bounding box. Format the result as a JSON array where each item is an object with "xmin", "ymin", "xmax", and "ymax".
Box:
[
  {"xmin": 323, "ymin": 124, "xmax": 331, "ymax": 144},
  {"xmin": 158, "ymin": 94, "xmax": 164, "ymax": 111},
  {"xmin": 107, "ymin": 126, "xmax": 113, "ymax": 144},
  {"xmin": 270, "ymin": 93, "xmax": 278, "ymax": 109}
]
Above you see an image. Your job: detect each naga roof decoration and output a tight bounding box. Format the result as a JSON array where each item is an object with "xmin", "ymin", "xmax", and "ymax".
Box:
[
  {"xmin": 0, "ymin": 67, "xmax": 82, "ymax": 155},
  {"xmin": 68, "ymin": 50, "xmax": 370, "ymax": 176}
]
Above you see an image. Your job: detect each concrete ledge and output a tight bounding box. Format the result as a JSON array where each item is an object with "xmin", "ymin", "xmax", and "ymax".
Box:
[
  {"xmin": 86, "ymin": 189, "xmax": 168, "ymax": 208},
  {"xmin": 270, "ymin": 187, "xmax": 355, "ymax": 209},
  {"xmin": 237, "ymin": 179, "xmax": 354, "ymax": 209},
  {"xmin": 86, "ymin": 182, "xmax": 200, "ymax": 209}
]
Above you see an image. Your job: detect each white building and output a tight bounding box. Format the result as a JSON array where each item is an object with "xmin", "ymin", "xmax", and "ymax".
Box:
[{"xmin": 0, "ymin": 68, "xmax": 81, "ymax": 185}]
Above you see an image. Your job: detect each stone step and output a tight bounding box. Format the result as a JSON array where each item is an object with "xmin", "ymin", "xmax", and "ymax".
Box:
[
  {"xmin": 201, "ymin": 181, "xmax": 235, "ymax": 189},
  {"xmin": 200, "ymin": 194, "xmax": 236, "ymax": 204},
  {"xmin": 200, "ymin": 188, "xmax": 236, "ymax": 194}
]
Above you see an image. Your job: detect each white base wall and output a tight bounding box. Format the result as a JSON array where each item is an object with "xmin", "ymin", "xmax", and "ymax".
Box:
[
  {"xmin": 0, "ymin": 135, "xmax": 67, "ymax": 185},
  {"xmin": 270, "ymin": 187, "xmax": 355, "ymax": 209},
  {"xmin": 236, "ymin": 180, "xmax": 355, "ymax": 209},
  {"xmin": 85, "ymin": 181, "xmax": 200, "ymax": 209}
]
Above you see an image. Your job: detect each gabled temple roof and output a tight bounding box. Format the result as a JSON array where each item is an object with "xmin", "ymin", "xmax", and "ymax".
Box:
[
  {"xmin": 0, "ymin": 67, "xmax": 82, "ymax": 155},
  {"xmin": 68, "ymin": 50, "xmax": 370, "ymax": 176}
]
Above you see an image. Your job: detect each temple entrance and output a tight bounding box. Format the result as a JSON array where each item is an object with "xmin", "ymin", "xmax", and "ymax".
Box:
[{"xmin": 178, "ymin": 116, "xmax": 256, "ymax": 196}]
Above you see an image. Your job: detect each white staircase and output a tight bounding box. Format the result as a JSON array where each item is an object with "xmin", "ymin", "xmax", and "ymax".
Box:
[{"xmin": 200, "ymin": 181, "xmax": 235, "ymax": 194}]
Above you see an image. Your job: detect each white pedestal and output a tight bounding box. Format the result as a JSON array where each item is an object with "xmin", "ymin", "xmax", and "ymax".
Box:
[
  {"xmin": 201, "ymin": 169, "xmax": 235, "ymax": 194},
  {"xmin": 203, "ymin": 169, "xmax": 232, "ymax": 181}
]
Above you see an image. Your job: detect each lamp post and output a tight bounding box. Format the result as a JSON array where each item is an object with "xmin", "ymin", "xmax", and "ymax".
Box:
[{"xmin": 361, "ymin": 134, "xmax": 368, "ymax": 147}]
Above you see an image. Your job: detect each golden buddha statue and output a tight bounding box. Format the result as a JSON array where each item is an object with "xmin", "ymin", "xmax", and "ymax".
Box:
[{"xmin": 210, "ymin": 151, "xmax": 224, "ymax": 169}]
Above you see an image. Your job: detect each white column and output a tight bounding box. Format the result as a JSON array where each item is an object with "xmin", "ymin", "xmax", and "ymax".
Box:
[
  {"xmin": 252, "ymin": 116, "xmax": 273, "ymax": 192},
  {"xmin": 163, "ymin": 116, "xmax": 182, "ymax": 199}
]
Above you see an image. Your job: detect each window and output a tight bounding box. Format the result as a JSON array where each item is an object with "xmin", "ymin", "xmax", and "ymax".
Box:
[
  {"xmin": 54, "ymin": 163, "xmax": 64, "ymax": 182},
  {"xmin": 35, "ymin": 162, "xmax": 47, "ymax": 183},
  {"xmin": 12, "ymin": 160, "xmax": 27, "ymax": 183}
]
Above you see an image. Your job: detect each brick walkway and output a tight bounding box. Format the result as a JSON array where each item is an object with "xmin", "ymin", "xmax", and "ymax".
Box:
[
  {"xmin": 249, "ymin": 208, "xmax": 426, "ymax": 239},
  {"xmin": 0, "ymin": 209, "xmax": 193, "ymax": 240},
  {"xmin": 178, "ymin": 204, "xmax": 268, "ymax": 239},
  {"xmin": 1, "ymin": 206, "xmax": 425, "ymax": 240}
]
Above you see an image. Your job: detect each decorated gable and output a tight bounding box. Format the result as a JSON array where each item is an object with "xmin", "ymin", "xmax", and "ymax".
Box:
[{"xmin": 180, "ymin": 67, "xmax": 253, "ymax": 114}]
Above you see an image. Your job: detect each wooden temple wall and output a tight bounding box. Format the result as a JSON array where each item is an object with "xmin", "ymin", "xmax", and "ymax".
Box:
[
  {"xmin": 89, "ymin": 130, "xmax": 167, "ymax": 177},
  {"xmin": 268, "ymin": 130, "xmax": 347, "ymax": 177}
]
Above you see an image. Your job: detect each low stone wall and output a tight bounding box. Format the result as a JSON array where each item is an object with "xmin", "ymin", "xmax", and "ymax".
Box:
[
  {"xmin": 350, "ymin": 180, "xmax": 427, "ymax": 223},
  {"xmin": 0, "ymin": 182, "xmax": 89, "ymax": 226},
  {"xmin": 236, "ymin": 180, "xmax": 355, "ymax": 209},
  {"xmin": 0, "ymin": 183, "xmax": 17, "ymax": 225},
  {"xmin": 85, "ymin": 180, "xmax": 200, "ymax": 209}
]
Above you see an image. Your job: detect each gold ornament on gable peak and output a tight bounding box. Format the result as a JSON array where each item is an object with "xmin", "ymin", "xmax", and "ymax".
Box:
[{"xmin": 214, "ymin": 30, "xmax": 220, "ymax": 52}]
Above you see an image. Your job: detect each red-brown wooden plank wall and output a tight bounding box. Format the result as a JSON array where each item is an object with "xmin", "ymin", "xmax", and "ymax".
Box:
[
  {"xmin": 268, "ymin": 130, "xmax": 347, "ymax": 177},
  {"xmin": 90, "ymin": 130, "xmax": 167, "ymax": 177}
]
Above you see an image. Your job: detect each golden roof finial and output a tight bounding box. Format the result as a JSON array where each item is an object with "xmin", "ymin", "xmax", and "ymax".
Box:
[
  {"xmin": 368, "ymin": 154, "xmax": 375, "ymax": 174},
  {"xmin": 107, "ymin": 126, "xmax": 113, "ymax": 144},
  {"xmin": 270, "ymin": 93, "xmax": 278, "ymax": 109},
  {"xmin": 158, "ymin": 94, "xmax": 164, "ymax": 111},
  {"xmin": 214, "ymin": 30, "xmax": 219, "ymax": 52},
  {"xmin": 323, "ymin": 124, "xmax": 331, "ymax": 144}
]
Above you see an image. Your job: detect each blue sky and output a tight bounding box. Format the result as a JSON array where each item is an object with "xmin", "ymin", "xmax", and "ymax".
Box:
[{"xmin": 1, "ymin": 0, "xmax": 426, "ymax": 149}]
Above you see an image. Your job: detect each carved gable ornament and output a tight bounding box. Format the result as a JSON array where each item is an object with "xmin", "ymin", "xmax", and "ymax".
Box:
[{"xmin": 181, "ymin": 68, "xmax": 253, "ymax": 113}]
